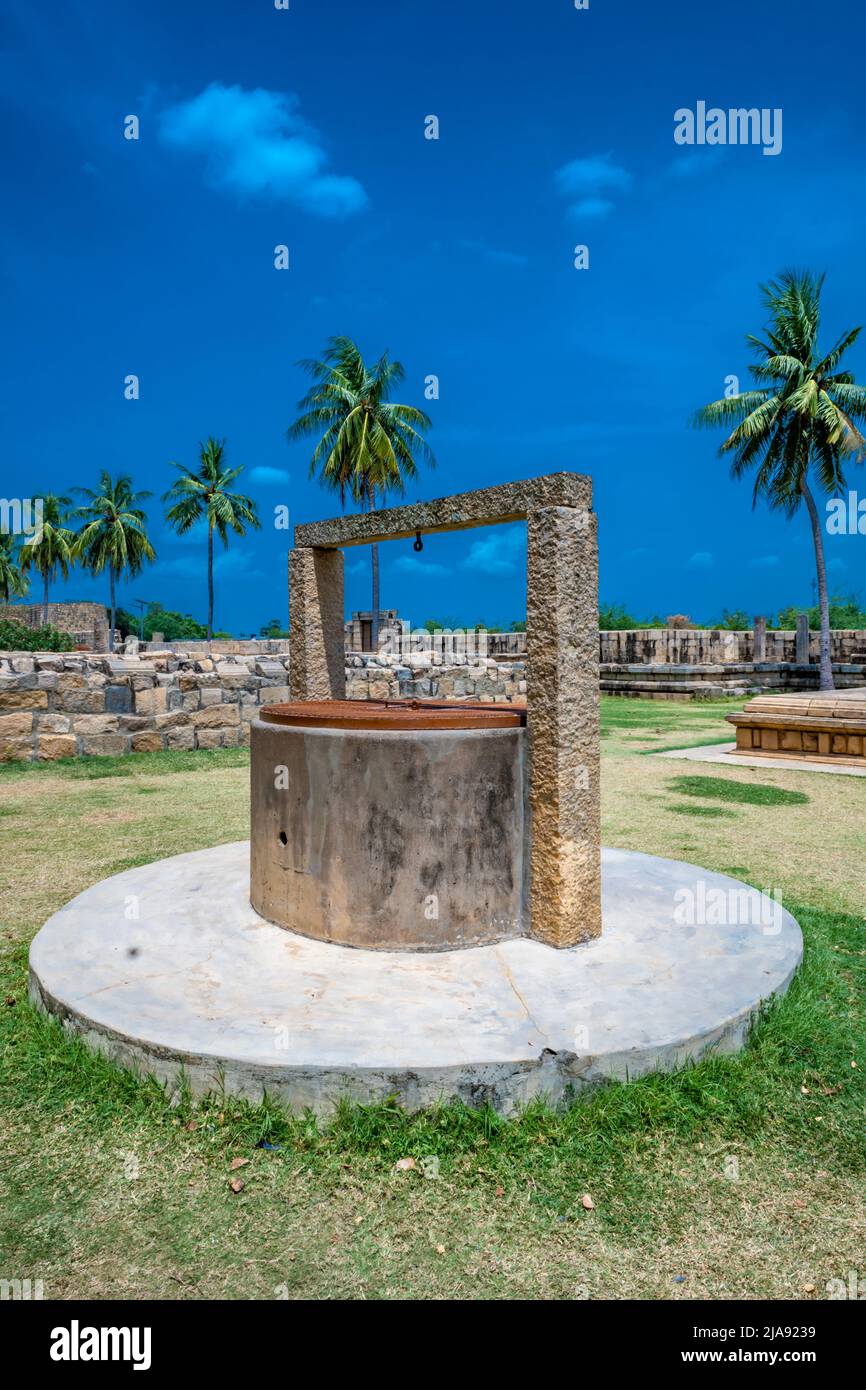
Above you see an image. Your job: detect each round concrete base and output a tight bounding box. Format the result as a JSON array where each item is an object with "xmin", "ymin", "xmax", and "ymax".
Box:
[{"xmin": 29, "ymin": 842, "xmax": 802, "ymax": 1115}]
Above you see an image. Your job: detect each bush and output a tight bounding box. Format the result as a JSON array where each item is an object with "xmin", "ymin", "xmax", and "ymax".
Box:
[
  {"xmin": 0, "ymin": 618, "xmax": 75, "ymax": 651},
  {"xmin": 776, "ymin": 593, "xmax": 866, "ymax": 630}
]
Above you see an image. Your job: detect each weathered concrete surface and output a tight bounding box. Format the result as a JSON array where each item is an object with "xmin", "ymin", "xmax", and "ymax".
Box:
[
  {"xmin": 250, "ymin": 721, "xmax": 529, "ymax": 949},
  {"xmin": 526, "ymin": 506, "xmax": 601, "ymax": 946},
  {"xmin": 294, "ymin": 472, "xmax": 592, "ymax": 549},
  {"xmin": 29, "ymin": 841, "xmax": 802, "ymax": 1117},
  {"xmin": 288, "ymin": 547, "xmax": 345, "ymax": 700}
]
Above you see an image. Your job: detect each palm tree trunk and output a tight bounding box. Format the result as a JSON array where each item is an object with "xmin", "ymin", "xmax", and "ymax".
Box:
[
  {"xmin": 42, "ymin": 569, "xmax": 49, "ymax": 627},
  {"xmin": 368, "ymin": 485, "xmax": 380, "ymax": 651},
  {"xmin": 207, "ymin": 523, "xmax": 214, "ymax": 642},
  {"xmin": 371, "ymin": 544, "xmax": 380, "ymax": 651},
  {"xmin": 800, "ymin": 476, "xmax": 834, "ymax": 691},
  {"xmin": 108, "ymin": 562, "xmax": 116, "ymax": 654}
]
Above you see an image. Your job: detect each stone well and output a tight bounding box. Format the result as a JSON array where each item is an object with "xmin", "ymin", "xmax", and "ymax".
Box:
[{"xmin": 250, "ymin": 699, "xmax": 529, "ymax": 950}]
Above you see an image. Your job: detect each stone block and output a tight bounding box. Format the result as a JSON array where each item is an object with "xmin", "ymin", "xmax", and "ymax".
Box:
[
  {"xmin": 154, "ymin": 711, "xmax": 191, "ymax": 730},
  {"xmin": 38, "ymin": 735, "xmax": 77, "ymax": 760},
  {"xmin": 55, "ymin": 688, "xmax": 105, "ymax": 713},
  {"xmin": 79, "ymin": 735, "xmax": 130, "ymax": 756},
  {"xmin": 72, "ymin": 714, "xmax": 120, "ymax": 735},
  {"xmin": 165, "ymin": 726, "xmax": 195, "ymax": 750},
  {"xmin": 199, "ymin": 687, "xmax": 223, "ymax": 707},
  {"xmin": 195, "ymin": 729, "xmax": 226, "ymax": 749},
  {"xmin": 132, "ymin": 732, "xmax": 165, "ymax": 752},
  {"xmin": 0, "ymin": 735, "xmax": 32, "ymax": 761},
  {"xmin": 54, "ymin": 673, "xmax": 86, "ymax": 692},
  {"xmin": 192, "ymin": 704, "xmax": 240, "ymax": 729},
  {"xmin": 36, "ymin": 713, "xmax": 71, "ymax": 733},
  {"xmin": 0, "ymin": 688, "xmax": 47, "ymax": 711},
  {"xmin": 259, "ymin": 685, "xmax": 290, "ymax": 704},
  {"xmin": 0, "ymin": 711, "xmax": 34, "ymax": 737},
  {"xmin": 134, "ymin": 686, "xmax": 167, "ymax": 715},
  {"xmin": 105, "ymin": 684, "xmax": 133, "ymax": 714}
]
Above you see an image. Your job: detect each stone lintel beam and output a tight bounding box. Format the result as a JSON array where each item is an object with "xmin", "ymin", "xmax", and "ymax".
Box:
[
  {"xmin": 293, "ymin": 472, "xmax": 591, "ymax": 550},
  {"xmin": 288, "ymin": 547, "xmax": 345, "ymax": 700},
  {"xmin": 526, "ymin": 505, "xmax": 601, "ymax": 946}
]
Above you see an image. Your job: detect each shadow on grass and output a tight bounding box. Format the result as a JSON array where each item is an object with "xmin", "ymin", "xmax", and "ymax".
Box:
[{"xmin": 667, "ymin": 775, "xmax": 810, "ymax": 807}]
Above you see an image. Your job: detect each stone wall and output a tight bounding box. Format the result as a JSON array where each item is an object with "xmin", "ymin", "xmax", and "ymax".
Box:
[
  {"xmin": 136, "ymin": 627, "xmax": 866, "ymax": 665},
  {"xmin": 3, "ymin": 643, "xmax": 866, "ymax": 763},
  {"xmin": 599, "ymin": 629, "xmax": 866, "ymax": 664},
  {"xmin": 346, "ymin": 653, "xmax": 527, "ymax": 703},
  {"xmin": 0, "ymin": 651, "xmax": 290, "ymax": 762},
  {"xmin": 0, "ymin": 601, "xmax": 109, "ymax": 651}
]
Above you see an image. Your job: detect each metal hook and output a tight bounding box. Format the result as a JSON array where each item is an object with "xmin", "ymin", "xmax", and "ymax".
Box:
[{"xmin": 413, "ymin": 530, "xmax": 424, "ymax": 552}]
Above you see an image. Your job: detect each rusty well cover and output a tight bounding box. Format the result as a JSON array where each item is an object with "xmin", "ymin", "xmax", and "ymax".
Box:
[{"xmin": 259, "ymin": 698, "xmax": 525, "ymax": 730}]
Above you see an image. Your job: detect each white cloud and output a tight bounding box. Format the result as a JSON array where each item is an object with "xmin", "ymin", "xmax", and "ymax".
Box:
[
  {"xmin": 390, "ymin": 555, "xmax": 449, "ymax": 578},
  {"xmin": 554, "ymin": 154, "xmax": 631, "ymax": 220},
  {"xmin": 459, "ymin": 526, "xmax": 524, "ymax": 577},
  {"xmin": 249, "ymin": 466, "xmax": 290, "ymax": 486},
  {"xmin": 159, "ymin": 83, "xmax": 367, "ymax": 217},
  {"xmin": 686, "ymin": 551, "xmax": 713, "ymax": 569}
]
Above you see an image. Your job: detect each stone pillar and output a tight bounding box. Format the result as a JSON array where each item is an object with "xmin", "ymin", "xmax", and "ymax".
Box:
[
  {"xmin": 753, "ymin": 616, "xmax": 766, "ymax": 663},
  {"xmin": 795, "ymin": 612, "xmax": 810, "ymax": 665},
  {"xmin": 526, "ymin": 506, "xmax": 601, "ymax": 946},
  {"xmin": 288, "ymin": 547, "xmax": 346, "ymax": 700}
]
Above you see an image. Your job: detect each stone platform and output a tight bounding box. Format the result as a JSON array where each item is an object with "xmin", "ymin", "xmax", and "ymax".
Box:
[
  {"xmin": 726, "ymin": 689, "xmax": 866, "ymax": 767},
  {"xmin": 28, "ymin": 842, "xmax": 802, "ymax": 1115}
]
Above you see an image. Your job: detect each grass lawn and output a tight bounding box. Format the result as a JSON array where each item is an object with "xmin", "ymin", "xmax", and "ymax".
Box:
[{"xmin": 1, "ymin": 697, "xmax": 863, "ymax": 1300}]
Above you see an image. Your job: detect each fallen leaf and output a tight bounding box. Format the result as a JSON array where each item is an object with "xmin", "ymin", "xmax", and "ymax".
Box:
[
  {"xmin": 395, "ymin": 1157, "xmax": 417, "ymax": 1171},
  {"xmin": 230, "ymin": 1157, "xmax": 249, "ymax": 1171},
  {"xmin": 184, "ymin": 1121, "xmax": 197, "ymax": 1132},
  {"xmin": 229, "ymin": 1177, "xmax": 245, "ymax": 1194},
  {"xmin": 803, "ymin": 1283, "xmax": 816, "ymax": 1294},
  {"xmin": 800, "ymin": 1085, "xmax": 810, "ymax": 1095},
  {"xmin": 435, "ymin": 1243, "xmax": 446, "ymax": 1255},
  {"xmin": 582, "ymin": 1194, "xmax": 594, "ymax": 1211},
  {"xmin": 495, "ymin": 1185, "xmax": 505, "ymax": 1198}
]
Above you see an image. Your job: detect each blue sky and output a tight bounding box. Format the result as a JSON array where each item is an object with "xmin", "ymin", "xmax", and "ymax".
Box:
[{"xmin": 3, "ymin": 0, "xmax": 865, "ymax": 634}]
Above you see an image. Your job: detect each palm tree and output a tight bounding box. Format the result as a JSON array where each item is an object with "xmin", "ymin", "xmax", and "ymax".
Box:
[
  {"xmin": 72, "ymin": 472, "xmax": 156, "ymax": 652},
  {"xmin": 162, "ymin": 438, "xmax": 260, "ymax": 641},
  {"xmin": 18, "ymin": 494, "xmax": 75, "ymax": 625},
  {"xmin": 0, "ymin": 534, "xmax": 29, "ymax": 604},
  {"xmin": 288, "ymin": 336, "xmax": 435, "ymax": 650},
  {"xmin": 694, "ymin": 270, "xmax": 866, "ymax": 690}
]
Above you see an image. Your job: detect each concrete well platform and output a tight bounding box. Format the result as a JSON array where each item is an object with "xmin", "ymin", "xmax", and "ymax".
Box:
[{"xmin": 28, "ymin": 842, "xmax": 803, "ymax": 1116}]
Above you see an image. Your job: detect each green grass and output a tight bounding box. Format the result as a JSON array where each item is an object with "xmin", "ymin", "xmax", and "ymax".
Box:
[
  {"xmin": 668, "ymin": 774, "xmax": 810, "ymax": 807},
  {"xmin": 0, "ymin": 745, "xmax": 250, "ymax": 780},
  {"xmin": 0, "ymin": 695, "xmax": 864, "ymax": 1299}
]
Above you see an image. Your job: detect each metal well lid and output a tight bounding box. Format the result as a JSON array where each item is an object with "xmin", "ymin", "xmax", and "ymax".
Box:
[{"xmin": 259, "ymin": 698, "xmax": 525, "ymax": 730}]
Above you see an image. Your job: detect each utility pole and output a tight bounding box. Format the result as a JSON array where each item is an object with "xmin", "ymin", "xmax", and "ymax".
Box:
[{"xmin": 130, "ymin": 598, "xmax": 154, "ymax": 642}]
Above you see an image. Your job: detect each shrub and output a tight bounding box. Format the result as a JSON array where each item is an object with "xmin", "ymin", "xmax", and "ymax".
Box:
[{"xmin": 0, "ymin": 618, "xmax": 75, "ymax": 651}]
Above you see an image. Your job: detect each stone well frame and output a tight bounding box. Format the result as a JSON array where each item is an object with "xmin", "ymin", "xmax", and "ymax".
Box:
[{"xmin": 289, "ymin": 472, "xmax": 601, "ymax": 947}]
